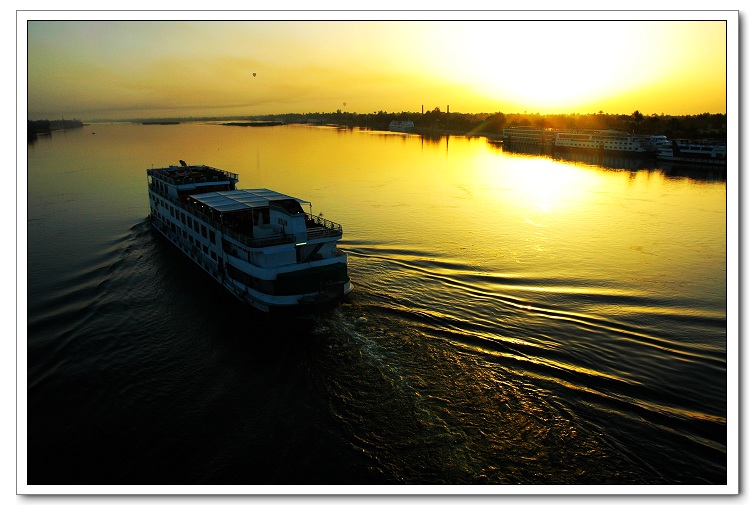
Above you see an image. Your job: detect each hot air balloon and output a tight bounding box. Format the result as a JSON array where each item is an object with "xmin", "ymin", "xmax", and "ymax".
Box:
[{"xmin": 253, "ymin": 72, "xmax": 257, "ymax": 78}]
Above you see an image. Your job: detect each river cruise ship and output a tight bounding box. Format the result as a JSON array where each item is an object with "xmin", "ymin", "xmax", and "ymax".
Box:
[
  {"xmin": 502, "ymin": 126, "xmax": 558, "ymax": 147},
  {"xmin": 553, "ymin": 129, "xmax": 655, "ymax": 156},
  {"xmin": 147, "ymin": 163, "xmax": 352, "ymax": 312},
  {"xmin": 655, "ymin": 139, "xmax": 726, "ymax": 166},
  {"xmin": 388, "ymin": 120, "xmax": 415, "ymax": 132}
]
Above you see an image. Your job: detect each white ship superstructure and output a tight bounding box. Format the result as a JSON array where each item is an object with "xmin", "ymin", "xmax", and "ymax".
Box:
[
  {"xmin": 502, "ymin": 126, "xmax": 558, "ymax": 146},
  {"xmin": 388, "ymin": 120, "xmax": 415, "ymax": 132},
  {"xmin": 147, "ymin": 163, "xmax": 352, "ymax": 312},
  {"xmin": 554, "ymin": 130, "xmax": 655, "ymax": 156},
  {"xmin": 655, "ymin": 139, "xmax": 726, "ymax": 166}
]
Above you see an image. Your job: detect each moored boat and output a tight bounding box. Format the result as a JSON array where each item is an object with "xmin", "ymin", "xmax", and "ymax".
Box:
[
  {"xmin": 147, "ymin": 163, "xmax": 352, "ymax": 312},
  {"xmin": 388, "ymin": 120, "xmax": 414, "ymax": 132},
  {"xmin": 553, "ymin": 129, "xmax": 655, "ymax": 156},
  {"xmin": 655, "ymin": 139, "xmax": 726, "ymax": 166},
  {"xmin": 502, "ymin": 126, "xmax": 558, "ymax": 147}
]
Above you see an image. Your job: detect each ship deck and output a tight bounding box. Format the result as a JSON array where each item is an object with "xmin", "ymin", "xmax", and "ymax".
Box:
[
  {"xmin": 147, "ymin": 164, "xmax": 239, "ymax": 186},
  {"xmin": 149, "ymin": 164, "xmax": 343, "ymax": 248}
]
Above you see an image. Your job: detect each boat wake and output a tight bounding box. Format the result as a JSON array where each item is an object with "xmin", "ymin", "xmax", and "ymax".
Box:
[{"xmin": 317, "ymin": 242, "xmax": 727, "ymax": 483}]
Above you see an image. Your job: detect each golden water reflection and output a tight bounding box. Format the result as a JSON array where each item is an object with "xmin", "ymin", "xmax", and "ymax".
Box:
[{"xmin": 48, "ymin": 122, "xmax": 724, "ymax": 314}]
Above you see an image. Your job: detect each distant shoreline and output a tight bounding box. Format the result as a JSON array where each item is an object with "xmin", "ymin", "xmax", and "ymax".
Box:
[
  {"xmin": 220, "ymin": 121, "xmax": 285, "ymax": 127},
  {"xmin": 28, "ymin": 109, "xmax": 727, "ymax": 143}
]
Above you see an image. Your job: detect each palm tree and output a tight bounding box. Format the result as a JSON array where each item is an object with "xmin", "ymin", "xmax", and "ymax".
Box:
[{"xmin": 631, "ymin": 110, "xmax": 644, "ymax": 133}]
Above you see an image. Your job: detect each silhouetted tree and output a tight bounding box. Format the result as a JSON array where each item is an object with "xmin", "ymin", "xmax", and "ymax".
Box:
[
  {"xmin": 477, "ymin": 112, "xmax": 506, "ymax": 133},
  {"xmin": 631, "ymin": 110, "xmax": 644, "ymax": 132}
]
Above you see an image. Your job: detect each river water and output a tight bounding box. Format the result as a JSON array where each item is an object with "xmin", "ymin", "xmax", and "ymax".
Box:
[{"xmin": 24, "ymin": 122, "xmax": 730, "ymax": 490}]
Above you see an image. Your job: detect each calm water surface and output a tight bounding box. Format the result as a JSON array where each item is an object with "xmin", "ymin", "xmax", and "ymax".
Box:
[{"xmin": 25, "ymin": 123, "xmax": 728, "ymax": 487}]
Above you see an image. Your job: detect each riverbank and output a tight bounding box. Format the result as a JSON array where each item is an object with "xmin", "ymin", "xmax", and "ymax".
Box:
[{"xmin": 28, "ymin": 118, "xmax": 84, "ymax": 135}]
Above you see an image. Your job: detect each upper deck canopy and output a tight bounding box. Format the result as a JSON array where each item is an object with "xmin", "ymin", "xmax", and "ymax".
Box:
[{"xmin": 189, "ymin": 189, "xmax": 309, "ymax": 213}]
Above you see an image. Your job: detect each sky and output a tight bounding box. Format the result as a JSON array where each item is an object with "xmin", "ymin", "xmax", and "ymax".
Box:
[{"xmin": 23, "ymin": 14, "xmax": 732, "ymax": 120}]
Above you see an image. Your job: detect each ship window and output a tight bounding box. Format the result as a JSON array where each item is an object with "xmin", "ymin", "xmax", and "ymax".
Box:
[
  {"xmin": 201, "ymin": 225, "xmax": 207, "ymax": 238},
  {"xmin": 170, "ymin": 206, "xmax": 174, "ymax": 217},
  {"xmin": 181, "ymin": 213, "xmax": 186, "ymax": 224},
  {"xmin": 193, "ymin": 220, "xmax": 199, "ymax": 232},
  {"xmin": 203, "ymin": 245, "xmax": 208, "ymax": 254},
  {"xmin": 209, "ymin": 231, "xmax": 216, "ymax": 244},
  {"xmin": 211, "ymin": 251, "xmax": 217, "ymax": 260},
  {"xmin": 189, "ymin": 235, "xmax": 194, "ymax": 244}
]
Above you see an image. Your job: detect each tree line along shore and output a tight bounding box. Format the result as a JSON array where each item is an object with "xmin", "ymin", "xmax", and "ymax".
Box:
[
  {"xmin": 28, "ymin": 110, "xmax": 726, "ymax": 142},
  {"xmin": 27, "ymin": 118, "xmax": 84, "ymax": 137}
]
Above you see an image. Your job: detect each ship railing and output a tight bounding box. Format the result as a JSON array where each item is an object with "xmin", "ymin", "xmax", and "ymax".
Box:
[
  {"xmin": 223, "ymin": 227, "xmax": 295, "ymax": 248},
  {"xmin": 152, "ymin": 188, "xmax": 296, "ymax": 248},
  {"xmin": 306, "ymin": 213, "xmax": 342, "ymax": 239},
  {"xmin": 188, "ymin": 205, "xmax": 295, "ymax": 248},
  {"xmin": 148, "ymin": 166, "xmax": 238, "ymax": 186},
  {"xmin": 151, "ymin": 188, "xmax": 343, "ymax": 247}
]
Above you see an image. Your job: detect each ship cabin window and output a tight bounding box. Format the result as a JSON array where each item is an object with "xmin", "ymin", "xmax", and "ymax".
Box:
[
  {"xmin": 181, "ymin": 213, "xmax": 186, "ymax": 224},
  {"xmin": 211, "ymin": 250, "xmax": 217, "ymax": 260},
  {"xmin": 201, "ymin": 225, "xmax": 207, "ymax": 238},
  {"xmin": 193, "ymin": 220, "xmax": 199, "ymax": 232},
  {"xmin": 189, "ymin": 235, "xmax": 194, "ymax": 244},
  {"xmin": 203, "ymin": 245, "xmax": 208, "ymax": 254},
  {"xmin": 250, "ymin": 208, "xmax": 270, "ymax": 225},
  {"xmin": 209, "ymin": 231, "xmax": 216, "ymax": 244},
  {"xmin": 170, "ymin": 206, "xmax": 174, "ymax": 217},
  {"xmin": 271, "ymin": 199, "xmax": 305, "ymax": 215}
]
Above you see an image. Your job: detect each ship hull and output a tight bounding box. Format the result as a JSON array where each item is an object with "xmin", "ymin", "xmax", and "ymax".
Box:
[
  {"xmin": 151, "ymin": 215, "xmax": 352, "ymax": 313},
  {"xmin": 553, "ymin": 144, "xmax": 654, "ymax": 157},
  {"xmin": 656, "ymin": 155, "xmax": 726, "ymax": 166}
]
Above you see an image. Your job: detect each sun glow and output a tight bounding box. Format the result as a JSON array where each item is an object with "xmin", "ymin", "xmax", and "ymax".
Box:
[
  {"xmin": 507, "ymin": 159, "xmax": 596, "ymax": 214},
  {"xmin": 471, "ymin": 151, "xmax": 599, "ymax": 219},
  {"xmin": 421, "ymin": 20, "xmax": 725, "ymax": 114}
]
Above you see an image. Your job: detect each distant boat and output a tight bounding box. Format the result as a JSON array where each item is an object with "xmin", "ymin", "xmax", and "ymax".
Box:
[
  {"xmin": 389, "ymin": 120, "xmax": 414, "ymax": 132},
  {"xmin": 656, "ymin": 139, "xmax": 726, "ymax": 166},
  {"xmin": 502, "ymin": 126, "xmax": 558, "ymax": 147},
  {"xmin": 553, "ymin": 129, "xmax": 655, "ymax": 156}
]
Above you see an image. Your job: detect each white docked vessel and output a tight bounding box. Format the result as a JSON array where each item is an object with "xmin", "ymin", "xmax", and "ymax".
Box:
[
  {"xmin": 147, "ymin": 163, "xmax": 353, "ymax": 312},
  {"xmin": 388, "ymin": 120, "xmax": 414, "ymax": 132},
  {"xmin": 502, "ymin": 126, "xmax": 558, "ymax": 147},
  {"xmin": 655, "ymin": 139, "xmax": 726, "ymax": 166},
  {"xmin": 554, "ymin": 129, "xmax": 655, "ymax": 156}
]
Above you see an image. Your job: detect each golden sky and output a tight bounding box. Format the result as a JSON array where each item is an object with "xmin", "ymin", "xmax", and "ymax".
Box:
[{"xmin": 24, "ymin": 16, "xmax": 730, "ymax": 120}]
